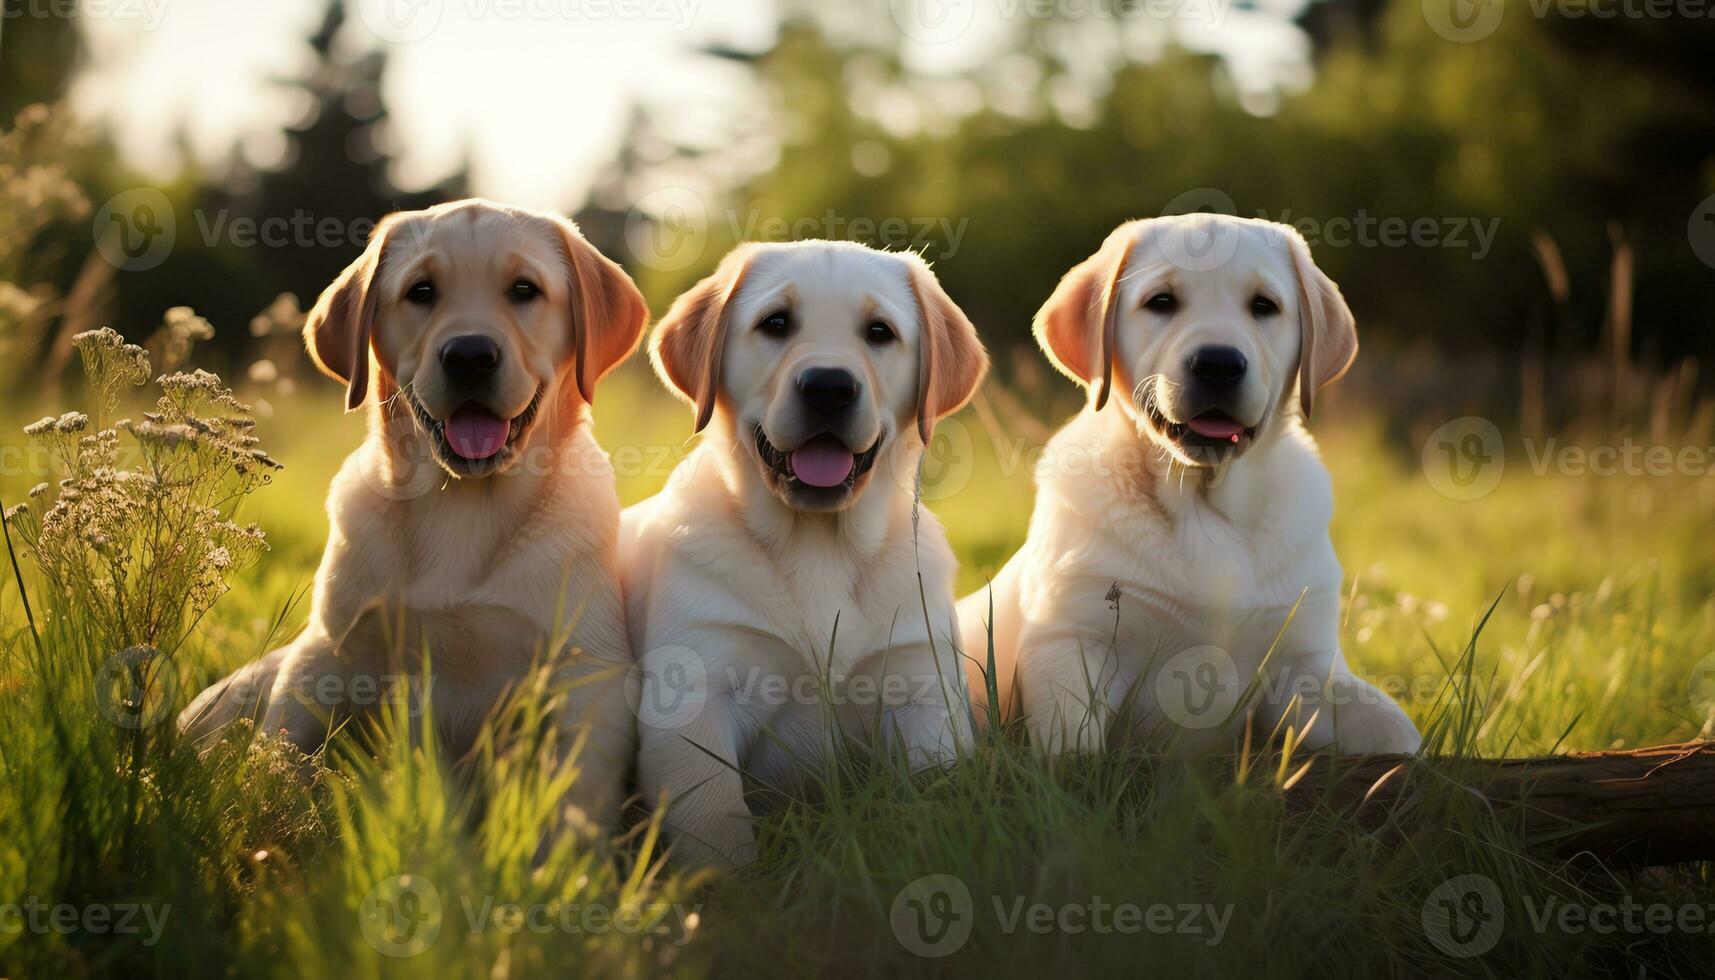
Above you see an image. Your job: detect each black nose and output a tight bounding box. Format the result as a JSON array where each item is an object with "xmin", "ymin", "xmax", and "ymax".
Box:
[
  {"xmin": 1188, "ymin": 345, "xmax": 1248, "ymax": 386},
  {"xmin": 797, "ymin": 367, "xmax": 861, "ymax": 415},
  {"xmin": 440, "ymin": 335, "xmax": 502, "ymax": 385}
]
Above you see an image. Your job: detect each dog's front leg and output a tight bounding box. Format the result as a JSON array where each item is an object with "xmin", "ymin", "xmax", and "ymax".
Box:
[
  {"xmin": 256, "ymin": 636, "xmax": 353, "ymax": 751},
  {"xmin": 1016, "ymin": 625, "xmax": 1120, "ymax": 755},
  {"xmin": 875, "ymin": 698, "xmax": 973, "ymax": 769},
  {"xmin": 636, "ymin": 679, "xmax": 756, "ymax": 868},
  {"xmin": 866, "ymin": 651, "xmax": 975, "ymax": 767},
  {"xmin": 178, "ymin": 644, "xmax": 296, "ymax": 745},
  {"xmin": 1255, "ymin": 653, "xmax": 1422, "ymax": 756},
  {"xmin": 1316, "ymin": 653, "xmax": 1422, "ymax": 755},
  {"xmin": 553, "ymin": 642, "xmax": 639, "ymax": 831}
]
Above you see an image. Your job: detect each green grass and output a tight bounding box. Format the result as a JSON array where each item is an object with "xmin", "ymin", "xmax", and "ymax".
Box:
[{"xmin": 2, "ymin": 363, "xmax": 1712, "ymax": 977}]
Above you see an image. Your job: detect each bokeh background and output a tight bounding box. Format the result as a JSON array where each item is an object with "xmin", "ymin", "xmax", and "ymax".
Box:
[{"xmin": 6, "ymin": 0, "xmax": 1714, "ymax": 420}]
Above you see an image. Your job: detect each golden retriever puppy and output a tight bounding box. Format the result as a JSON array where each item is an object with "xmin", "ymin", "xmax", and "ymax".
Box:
[
  {"xmin": 179, "ymin": 200, "xmax": 647, "ymax": 829},
  {"xmin": 621, "ymin": 241, "xmax": 988, "ymax": 867},
  {"xmin": 961, "ymin": 215, "xmax": 1420, "ymax": 756}
]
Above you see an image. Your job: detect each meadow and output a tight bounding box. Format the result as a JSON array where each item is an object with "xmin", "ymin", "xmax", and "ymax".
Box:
[{"xmin": 2, "ymin": 348, "xmax": 1713, "ymax": 978}]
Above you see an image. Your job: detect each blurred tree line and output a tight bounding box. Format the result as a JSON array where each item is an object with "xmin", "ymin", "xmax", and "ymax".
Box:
[
  {"xmin": 609, "ymin": 1, "xmax": 1714, "ymax": 425},
  {"xmin": 3, "ymin": 0, "xmax": 1711, "ymax": 420}
]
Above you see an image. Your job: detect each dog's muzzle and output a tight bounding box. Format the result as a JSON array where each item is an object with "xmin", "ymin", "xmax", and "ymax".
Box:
[
  {"xmin": 408, "ymin": 386, "xmax": 543, "ymax": 476},
  {"xmin": 754, "ymin": 425, "xmax": 882, "ymax": 491}
]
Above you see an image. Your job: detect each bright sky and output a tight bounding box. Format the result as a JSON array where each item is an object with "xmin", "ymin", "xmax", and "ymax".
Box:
[{"xmin": 70, "ymin": 0, "xmax": 1310, "ymax": 210}]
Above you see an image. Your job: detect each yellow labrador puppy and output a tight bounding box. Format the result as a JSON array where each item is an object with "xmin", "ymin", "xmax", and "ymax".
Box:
[
  {"xmin": 179, "ymin": 200, "xmax": 647, "ymax": 828},
  {"xmin": 622, "ymin": 241, "xmax": 988, "ymax": 866},
  {"xmin": 961, "ymin": 215, "xmax": 1420, "ymax": 756}
]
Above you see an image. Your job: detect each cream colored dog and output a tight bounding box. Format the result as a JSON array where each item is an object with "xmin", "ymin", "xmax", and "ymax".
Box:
[
  {"xmin": 621, "ymin": 241, "xmax": 988, "ymax": 867},
  {"xmin": 961, "ymin": 215, "xmax": 1420, "ymax": 756},
  {"xmin": 179, "ymin": 200, "xmax": 647, "ymax": 828}
]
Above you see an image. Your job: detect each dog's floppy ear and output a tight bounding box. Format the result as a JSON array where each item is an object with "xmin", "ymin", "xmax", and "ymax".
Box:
[
  {"xmin": 1285, "ymin": 231, "xmax": 1357, "ymax": 421},
  {"xmin": 1033, "ymin": 225, "xmax": 1136, "ymax": 411},
  {"xmin": 908, "ymin": 260, "xmax": 989, "ymax": 444},
  {"xmin": 650, "ymin": 247, "xmax": 754, "ymax": 432},
  {"xmin": 554, "ymin": 216, "xmax": 649, "ymax": 404},
  {"xmin": 304, "ymin": 214, "xmax": 398, "ymax": 411}
]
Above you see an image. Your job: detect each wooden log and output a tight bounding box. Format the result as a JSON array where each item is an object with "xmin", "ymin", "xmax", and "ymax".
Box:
[{"xmin": 1284, "ymin": 741, "xmax": 1715, "ymax": 865}]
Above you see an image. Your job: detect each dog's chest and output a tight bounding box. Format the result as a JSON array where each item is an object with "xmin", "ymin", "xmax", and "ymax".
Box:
[
  {"xmin": 747, "ymin": 552, "xmax": 919, "ymax": 672},
  {"xmin": 385, "ymin": 489, "xmax": 572, "ymax": 620},
  {"xmin": 1031, "ymin": 466, "xmax": 1338, "ymax": 661}
]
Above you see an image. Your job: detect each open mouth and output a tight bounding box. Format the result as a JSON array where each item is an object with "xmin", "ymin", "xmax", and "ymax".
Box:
[
  {"xmin": 1146, "ymin": 401, "xmax": 1257, "ymax": 452},
  {"xmin": 754, "ymin": 426, "xmax": 882, "ymax": 493},
  {"xmin": 408, "ymin": 386, "xmax": 543, "ymax": 475}
]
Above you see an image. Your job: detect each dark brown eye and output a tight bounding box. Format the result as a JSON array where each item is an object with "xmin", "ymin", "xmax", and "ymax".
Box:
[
  {"xmin": 758, "ymin": 310, "xmax": 791, "ymax": 338},
  {"xmin": 1251, "ymin": 295, "xmax": 1279, "ymax": 317},
  {"xmin": 865, "ymin": 321, "xmax": 895, "ymax": 345},
  {"xmin": 406, "ymin": 280, "xmax": 436, "ymax": 305},
  {"xmin": 1144, "ymin": 292, "xmax": 1177, "ymax": 314},
  {"xmin": 511, "ymin": 279, "xmax": 541, "ymax": 302}
]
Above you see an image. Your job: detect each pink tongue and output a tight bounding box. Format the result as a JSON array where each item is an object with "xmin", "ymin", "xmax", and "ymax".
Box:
[
  {"xmin": 1185, "ymin": 415, "xmax": 1245, "ymax": 442},
  {"xmin": 444, "ymin": 406, "xmax": 509, "ymax": 460},
  {"xmin": 789, "ymin": 442, "xmax": 856, "ymax": 487}
]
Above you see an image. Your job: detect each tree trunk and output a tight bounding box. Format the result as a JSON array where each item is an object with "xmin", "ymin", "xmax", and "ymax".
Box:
[{"xmin": 1287, "ymin": 741, "xmax": 1715, "ymax": 866}]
